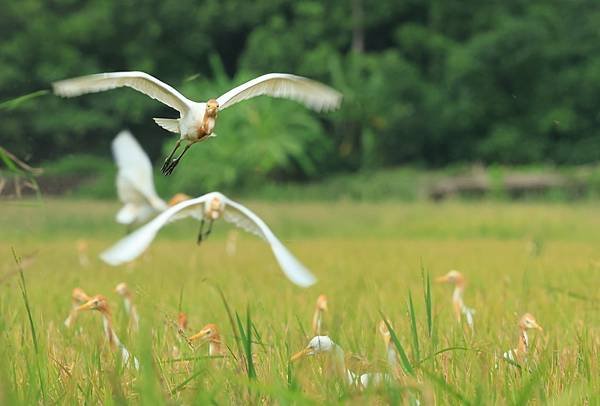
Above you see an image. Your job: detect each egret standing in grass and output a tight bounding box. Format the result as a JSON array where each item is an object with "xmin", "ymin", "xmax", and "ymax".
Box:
[
  {"xmin": 99, "ymin": 192, "xmax": 317, "ymax": 287},
  {"xmin": 312, "ymin": 295, "xmax": 328, "ymax": 336},
  {"xmin": 53, "ymin": 71, "xmax": 342, "ymax": 175},
  {"xmin": 503, "ymin": 313, "xmax": 543, "ymax": 364},
  {"xmin": 291, "ymin": 335, "xmax": 358, "ymax": 385},
  {"xmin": 358, "ymin": 320, "xmax": 399, "ymax": 389},
  {"xmin": 436, "ymin": 270, "xmax": 475, "ymax": 331},
  {"xmin": 64, "ymin": 287, "xmax": 91, "ymax": 328},
  {"xmin": 115, "ymin": 282, "xmax": 139, "ymax": 331},
  {"xmin": 76, "ymin": 295, "xmax": 139, "ymax": 369}
]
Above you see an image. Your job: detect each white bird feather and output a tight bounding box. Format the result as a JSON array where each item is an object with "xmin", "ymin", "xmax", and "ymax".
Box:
[
  {"xmin": 100, "ymin": 192, "xmax": 316, "ymax": 287},
  {"xmin": 112, "ymin": 131, "xmax": 167, "ymax": 225}
]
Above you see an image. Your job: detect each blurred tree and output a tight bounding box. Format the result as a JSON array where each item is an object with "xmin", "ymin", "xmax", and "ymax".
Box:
[{"xmin": 1, "ymin": 0, "xmax": 600, "ymax": 190}]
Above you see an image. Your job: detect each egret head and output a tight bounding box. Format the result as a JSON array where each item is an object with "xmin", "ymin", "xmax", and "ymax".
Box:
[
  {"xmin": 168, "ymin": 193, "xmax": 192, "ymax": 207},
  {"xmin": 206, "ymin": 99, "xmax": 219, "ymax": 115},
  {"xmin": 291, "ymin": 336, "xmax": 335, "ymax": 361},
  {"xmin": 76, "ymin": 295, "xmax": 110, "ymax": 314},
  {"xmin": 115, "ymin": 282, "xmax": 130, "ymax": 297},
  {"xmin": 519, "ymin": 313, "xmax": 542, "ymax": 331},
  {"xmin": 316, "ymin": 294, "xmax": 328, "ymax": 312},
  {"xmin": 189, "ymin": 323, "xmax": 220, "ymax": 343},
  {"xmin": 436, "ymin": 270, "xmax": 464, "ymax": 285},
  {"xmin": 76, "ymin": 239, "xmax": 88, "ymax": 253},
  {"xmin": 72, "ymin": 288, "xmax": 90, "ymax": 304}
]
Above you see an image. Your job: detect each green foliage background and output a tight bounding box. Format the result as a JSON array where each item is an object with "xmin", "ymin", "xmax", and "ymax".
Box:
[{"xmin": 3, "ymin": 0, "xmax": 600, "ymax": 190}]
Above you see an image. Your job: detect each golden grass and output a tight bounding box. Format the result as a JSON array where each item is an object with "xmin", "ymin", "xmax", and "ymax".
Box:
[{"xmin": 0, "ymin": 199, "xmax": 598, "ymax": 403}]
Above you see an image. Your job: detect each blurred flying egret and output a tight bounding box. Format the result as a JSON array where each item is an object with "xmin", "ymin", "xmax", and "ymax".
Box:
[
  {"xmin": 53, "ymin": 72, "xmax": 343, "ymax": 175},
  {"xmin": 76, "ymin": 295, "xmax": 139, "ymax": 369},
  {"xmin": 64, "ymin": 287, "xmax": 91, "ymax": 328},
  {"xmin": 291, "ymin": 335, "xmax": 357, "ymax": 385},
  {"xmin": 312, "ymin": 294, "xmax": 328, "ymax": 336},
  {"xmin": 111, "ymin": 130, "xmax": 168, "ymax": 228},
  {"xmin": 436, "ymin": 270, "xmax": 475, "ymax": 331},
  {"xmin": 115, "ymin": 282, "xmax": 139, "ymax": 331},
  {"xmin": 189, "ymin": 323, "xmax": 226, "ymax": 357},
  {"xmin": 99, "ymin": 192, "xmax": 317, "ymax": 287},
  {"xmin": 503, "ymin": 313, "xmax": 543, "ymax": 364}
]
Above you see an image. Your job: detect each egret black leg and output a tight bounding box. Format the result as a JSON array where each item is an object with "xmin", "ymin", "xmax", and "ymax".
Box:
[
  {"xmin": 161, "ymin": 140, "xmax": 181, "ymax": 173},
  {"xmin": 203, "ymin": 220, "xmax": 214, "ymax": 240},
  {"xmin": 163, "ymin": 144, "xmax": 191, "ymax": 176},
  {"xmin": 196, "ymin": 218, "xmax": 205, "ymax": 245}
]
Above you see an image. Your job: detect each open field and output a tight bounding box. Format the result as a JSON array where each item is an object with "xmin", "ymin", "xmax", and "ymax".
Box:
[{"xmin": 0, "ymin": 199, "xmax": 598, "ymax": 404}]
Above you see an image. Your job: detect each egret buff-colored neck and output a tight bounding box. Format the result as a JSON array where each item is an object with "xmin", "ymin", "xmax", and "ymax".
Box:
[
  {"xmin": 201, "ymin": 99, "xmax": 219, "ymax": 135},
  {"xmin": 379, "ymin": 320, "xmax": 399, "ymax": 373},
  {"xmin": 312, "ymin": 295, "xmax": 328, "ymax": 335},
  {"xmin": 503, "ymin": 313, "xmax": 543, "ymax": 363},
  {"xmin": 437, "ymin": 271, "xmax": 466, "ymax": 322},
  {"xmin": 516, "ymin": 313, "xmax": 542, "ymax": 356},
  {"xmin": 115, "ymin": 282, "xmax": 139, "ymax": 331},
  {"xmin": 189, "ymin": 323, "xmax": 225, "ymax": 356},
  {"xmin": 76, "ymin": 295, "xmax": 139, "ymax": 368},
  {"xmin": 206, "ymin": 196, "xmax": 224, "ymax": 220}
]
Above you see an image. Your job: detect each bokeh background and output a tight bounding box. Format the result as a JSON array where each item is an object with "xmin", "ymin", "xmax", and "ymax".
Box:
[{"xmin": 3, "ymin": 0, "xmax": 600, "ymax": 198}]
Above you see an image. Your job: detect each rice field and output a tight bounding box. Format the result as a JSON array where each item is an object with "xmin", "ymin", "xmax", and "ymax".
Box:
[{"xmin": 0, "ymin": 199, "xmax": 598, "ymax": 404}]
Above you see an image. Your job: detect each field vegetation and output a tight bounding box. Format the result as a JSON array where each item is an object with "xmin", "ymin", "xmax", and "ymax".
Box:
[{"xmin": 0, "ymin": 199, "xmax": 597, "ymax": 404}]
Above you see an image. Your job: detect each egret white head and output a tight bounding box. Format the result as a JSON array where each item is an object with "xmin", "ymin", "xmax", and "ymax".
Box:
[{"xmin": 291, "ymin": 336, "xmax": 336, "ymax": 361}]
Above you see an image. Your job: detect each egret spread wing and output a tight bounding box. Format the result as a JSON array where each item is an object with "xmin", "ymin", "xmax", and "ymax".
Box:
[
  {"xmin": 220, "ymin": 195, "xmax": 317, "ymax": 287},
  {"xmin": 100, "ymin": 194, "xmax": 212, "ymax": 266},
  {"xmin": 112, "ymin": 131, "xmax": 166, "ymax": 211},
  {"xmin": 53, "ymin": 71, "xmax": 192, "ymax": 113},
  {"xmin": 216, "ymin": 73, "xmax": 342, "ymax": 113}
]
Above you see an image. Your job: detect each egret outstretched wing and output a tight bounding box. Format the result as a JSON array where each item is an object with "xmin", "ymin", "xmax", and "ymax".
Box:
[
  {"xmin": 220, "ymin": 195, "xmax": 317, "ymax": 287},
  {"xmin": 100, "ymin": 194, "xmax": 212, "ymax": 265},
  {"xmin": 53, "ymin": 71, "xmax": 192, "ymax": 113},
  {"xmin": 216, "ymin": 73, "xmax": 342, "ymax": 113},
  {"xmin": 112, "ymin": 131, "xmax": 166, "ymax": 216}
]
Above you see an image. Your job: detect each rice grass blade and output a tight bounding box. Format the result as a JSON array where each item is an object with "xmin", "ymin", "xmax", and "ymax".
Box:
[
  {"xmin": 416, "ymin": 346, "xmax": 470, "ymax": 365},
  {"xmin": 421, "ymin": 368, "xmax": 472, "ymax": 405},
  {"xmin": 212, "ymin": 284, "xmax": 244, "ymax": 364},
  {"xmin": 421, "ymin": 267, "xmax": 433, "ymax": 338},
  {"xmin": 407, "ymin": 290, "xmax": 420, "ymax": 362},
  {"xmin": 380, "ymin": 312, "xmax": 414, "ymax": 376},
  {"xmin": 13, "ymin": 247, "xmax": 46, "ymax": 403},
  {"xmin": 0, "ymin": 90, "xmax": 49, "ymax": 111}
]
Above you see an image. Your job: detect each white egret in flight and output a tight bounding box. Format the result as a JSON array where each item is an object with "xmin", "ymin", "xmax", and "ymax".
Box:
[
  {"xmin": 502, "ymin": 313, "xmax": 542, "ymax": 364},
  {"xmin": 436, "ymin": 270, "xmax": 475, "ymax": 331},
  {"xmin": 111, "ymin": 130, "xmax": 168, "ymax": 228},
  {"xmin": 53, "ymin": 72, "xmax": 343, "ymax": 175},
  {"xmin": 76, "ymin": 295, "xmax": 139, "ymax": 369},
  {"xmin": 99, "ymin": 192, "xmax": 316, "ymax": 287}
]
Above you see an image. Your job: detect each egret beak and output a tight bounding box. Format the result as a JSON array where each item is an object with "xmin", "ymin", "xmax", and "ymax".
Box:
[
  {"xmin": 76, "ymin": 299, "xmax": 96, "ymax": 312},
  {"xmin": 435, "ymin": 275, "xmax": 449, "ymax": 283},
  {"xmin": 533, "ymin": 322, "xmax": 543, "ymax": 331},
  {"xmin": 290, "ymin": 347, "xmax": 312, "ymax": 362},
  {"xmin": 189, "ymin": 330, "xmax": 209, "ymax": 342}
]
